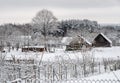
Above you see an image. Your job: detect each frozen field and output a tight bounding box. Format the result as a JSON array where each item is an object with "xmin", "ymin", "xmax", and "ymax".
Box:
[
  {"xmin": 3, "ymin": 46, "xmax": 120, "ymax": 61},
  {"xmin": 1, "ymin": 46, "xmax": 120, "ymax": 83}
]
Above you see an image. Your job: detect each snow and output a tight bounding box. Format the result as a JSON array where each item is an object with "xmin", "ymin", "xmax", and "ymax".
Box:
[
  {"xmin": 61, "ymin": 37, "xmax": 73, "ymax": 45},
  {"xmin": 2, "ymin": 46, "xmax": 120, "ymax": 62},
  {"xmin": 2, "ymin": 46, "xmax": 120, "ymax": 83},
  {"xmin": 78, "ymin": 35, "xmax": 92, "ymax": 45},
  {"xmin": 19, "ymin": 35, "xmax": 31, "ymax": 39},
  {"xmin": 7, "ymin": 70, "xmax": 120, "ymax": 83},
  {"xmin": 83, "ymin": 70, "xmax": 120, "ymax": 80},
  {"xmin": 60, "ymin": 70, "xmax": 120, "ymax": 83},
  {"xmin": 6, "ymin": 70, "xmax": 120, "ymax": 83},
  {"xmin": 93, "ymin": 46, "xmax": 120, "ymax": 59},
  {"xmin": 24, "ymin": 45, "xmax": 45, "ymax": 48},
  {"xmin": 84, "ymin": 39, "xmax": 92, "ymax": 45},
  {"xmin": 4, "ymin": 48, "xmax": 82, "ymax": 61},
  {"xmin": 100, "ymin": 33, "xmax": 112, "ymax": 45},
  {"xmin": 10, "ymin": 78, "xmax": 21, "ymax": 82}
]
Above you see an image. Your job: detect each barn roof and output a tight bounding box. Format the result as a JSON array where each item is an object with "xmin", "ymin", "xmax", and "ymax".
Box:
[
  {"xmin": 61, "ymin": 33, "xmax": 112, "ymax": 46},
  {"xmin": 62, "ymin": 36, "xmax": 91, "ymax": 45},
  {"xmin": 99, "ymin": 33, "xmax": 112, "ymax": 44},
  {"xmin": 69, "ymin": 37, "xmax": 80, "ymax": 45},
  {"xmin": 61, "ymin": 37, "xmax": 73, "ymax": 45},
  {"xmin": 78, "ymin": 35, "xmax": 92, "ymax": 45},
  {"xmin": 23, "ymin": 46, "xmax": 45, "ymax": 48}
]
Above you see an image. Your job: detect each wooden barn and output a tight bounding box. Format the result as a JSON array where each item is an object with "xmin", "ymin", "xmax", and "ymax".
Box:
[
  {"xmin": 22, "ymin": 46, "xmax": 45, "ymax": 52},
  {"xmin": 92, "ymin": 33, "xmax": 112, "ymax": 47},
  {"xmin": 63, "ymin": 36, "xmax": 92, "ymax": 51}
]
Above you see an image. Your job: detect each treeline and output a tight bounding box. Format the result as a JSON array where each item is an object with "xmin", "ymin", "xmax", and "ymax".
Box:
[
  {"xmin": 1, "ymin": 19, "xmax": 119, "ymax": 38},
  {"xmin": 0, "ymin": 19, "xmax": 120, "ymax": 46}
]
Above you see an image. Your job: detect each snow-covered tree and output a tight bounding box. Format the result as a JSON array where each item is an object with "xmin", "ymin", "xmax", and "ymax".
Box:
[
  {"xmin": 32, "ymin": 9, "xmax": 58, "ymax": 36},
  {"xmin": 32, "ymin": 9, "xmax": 59, "ymax": 50}
]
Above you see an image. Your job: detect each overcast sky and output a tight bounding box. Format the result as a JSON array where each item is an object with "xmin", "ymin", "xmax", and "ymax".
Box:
[{"xmin": 0, "ymin": 0, "xmax": 120, "ymax": 24}]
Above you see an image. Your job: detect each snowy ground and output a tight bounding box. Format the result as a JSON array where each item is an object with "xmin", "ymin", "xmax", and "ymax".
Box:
[
  {"xmin": 2, "ymin": 46, "xmax": 120, "ymax": 83},
  {"xmin": 83, "ymin": 70, "xmax": 120, "ymax": 80},
  {"xmin": 2, "ymin": 46, "xmax": 120, "ymax": 61},
  {"xmin": 7, "ymin": 70, "xmax": 120, "ymax": 83},
  {"xmin": 93, "ymin": 46, "xmax": 120, "ymax": 59},
  {"xmin": 62, "ymin": 70, "xmax": 120, "ymax": 83}
]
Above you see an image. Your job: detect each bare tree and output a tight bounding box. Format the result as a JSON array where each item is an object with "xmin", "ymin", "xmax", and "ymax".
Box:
[{"xmin": 32, "ymin": 9, "xmax": 58, "ymax": 51}]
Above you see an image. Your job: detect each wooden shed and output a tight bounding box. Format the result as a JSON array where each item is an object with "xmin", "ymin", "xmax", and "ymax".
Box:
[
  {"xmin": 65, "ymin": 36, "xmax": 92, "ymax": 51},
  {"xmin": 92, "ymin": 33, "xmax": 112, "ymax": 47},
  {"xmin": 22, "ymin": 46, "xmax": 45, "ymax": 52}
]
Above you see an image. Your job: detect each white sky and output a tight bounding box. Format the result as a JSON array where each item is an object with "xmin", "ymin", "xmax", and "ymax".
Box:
[{"xmin": 0, "ymin": 0, "xmax": 120, "ymax": 24}]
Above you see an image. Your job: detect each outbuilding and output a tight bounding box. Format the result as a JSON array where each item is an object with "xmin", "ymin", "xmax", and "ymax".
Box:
[
  {"xmin": 22, "ymin": 46, "xmax": 45, "ymax": 52},
  {"xmin": 92, "ymin": 33, "xmax": 112, "ymax": 47},
  {"xmin": 62, "ymin": 36, "xmax": 92, "ymax": 51}
]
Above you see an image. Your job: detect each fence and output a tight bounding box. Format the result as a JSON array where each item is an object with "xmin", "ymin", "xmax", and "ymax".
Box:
[
  {"xmin": 56, "ymin": 79, "xmax": 120, "ymax": 83},
  {"xmin": 8, "ymin": 79, "xmax": 120, "ymax": 83}
]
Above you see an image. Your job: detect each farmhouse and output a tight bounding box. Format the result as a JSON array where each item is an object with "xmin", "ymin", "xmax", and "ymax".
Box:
[
  {"xmin": 62, "ymin": 36, "xmax": 92, "ymax": 51},
  {"xmin": 92, "ymin": 33, "xmax": 112, "ymax": 47},
  {"xmin": 22, "ymin": 46, "xmax": 45, "ymax": 52}
]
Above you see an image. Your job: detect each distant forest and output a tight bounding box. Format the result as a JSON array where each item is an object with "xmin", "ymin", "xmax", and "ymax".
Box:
[
  {"xmin": 0, "ymin": 19, "xmax": 120, "ymax": 37},
  {"xmin": 0, "ymin": 19, "xmax": 120, "ymax": 46}
]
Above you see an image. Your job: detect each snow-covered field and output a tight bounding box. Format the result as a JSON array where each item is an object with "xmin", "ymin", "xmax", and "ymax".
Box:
[
  {"xmin": 60, "ymin": 70, "xmax": 120, "ymax": 83},
  {"xmin": 1, "ymin": 46, "xmax": 120, "ymax": 83},
  {"xmin": 83, "ymin": 70, "xmax": 120, "ymax": 80},
  {"xmin": 3, "ymin": 46, "xmax": 120, "ymax": 61},
  {"xmin": 7, "ymin": 70, "xmax": 120, "ymax": 83}
]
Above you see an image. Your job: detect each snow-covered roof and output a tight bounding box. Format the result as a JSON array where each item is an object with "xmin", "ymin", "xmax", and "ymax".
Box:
[
  {"xmin": 85, "ymin": 39, "xmax": 92, "ymax": 45},
  {"xmin": 100, "ymin": 33, "xmax": 112, "ymax": 44},
  {"xmin": 23, "ymin": 46, "xmax": 45, "ymax": 48},
  {"xmin": 61, "ymin": 36, "xmax": 92, "ymax": 45},
  {"xmin": 78, "ymin": 35, "xmax": 92, "ymax": 45},
  {"xmin": 61, "ymin": 37, "xmax": 73, "ymax": 45}
]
